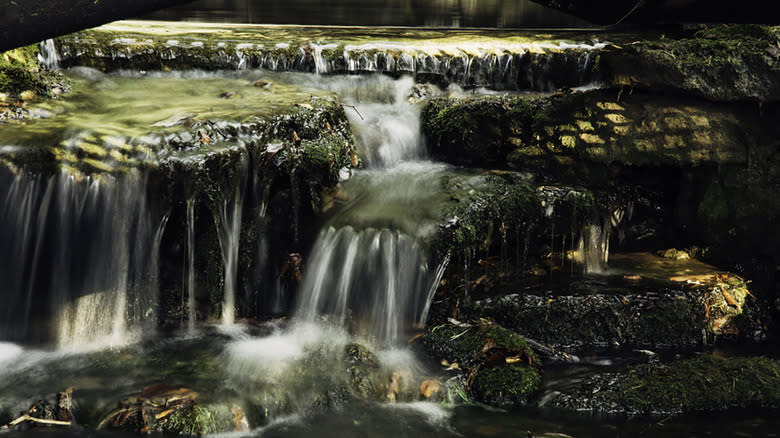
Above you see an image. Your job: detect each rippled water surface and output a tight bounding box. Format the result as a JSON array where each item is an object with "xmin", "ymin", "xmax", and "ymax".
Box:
[{"xmin": 145, "ymin": 0, "xmax": 595, "ymax": 28}]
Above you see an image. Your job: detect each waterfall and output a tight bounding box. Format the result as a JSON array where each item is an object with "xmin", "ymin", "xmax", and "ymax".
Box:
[
  {"xmin": 38, "ymin": 39, "xmax": 60, "ymax": 70},
  {"xmin": 217, "ymin": 155, "xmax": 247, "ymax": 326},
  {"xmin": 184, "ymin": 197, "xmax": 197, "ymax": 334},
  {"xmin": 340, "ymin": 76, "xmax": 425, "ymax": 168},
  {"xmin": 0, "ymin": 170, "xmax": 164, "ymax": 347},
  {"xmin": 296, "ymin": 226, "xmax": 444, "ymax": 344}
]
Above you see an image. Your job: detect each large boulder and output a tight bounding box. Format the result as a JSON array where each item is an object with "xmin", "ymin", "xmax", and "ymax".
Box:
[{"xmin": 600, "ymin": 25, "xmax": 780, "ymax": 102}]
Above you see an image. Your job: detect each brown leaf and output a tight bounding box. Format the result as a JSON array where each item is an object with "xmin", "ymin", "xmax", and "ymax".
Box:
[
  {"xmin": 504, "ymin": 355, "xmax": 523, "ymax": 364},
  {"xmin": 231, "ymin": 404, "xmax": 249, "ymax": 432},
  {"xmin": 721, "ymin": 289, "xmax": 739, "ymax": 308},
  {"xmin": 155, "ymin": 408, "xmax": 176, "ymax": 420},
  {"xmin": 480, "ymin": 337, "xmax": 497, "ymax": 353},
  {"xmin": 420, "ymin": 380, "xmax": 440, "ymax": 399},
  {"xmin": 198, "ymin": 130, "xmax": 210, "ymax": 145},
  {"xmin": 349, "ymin": 149, "xmax": 359, "ymax": 168}
]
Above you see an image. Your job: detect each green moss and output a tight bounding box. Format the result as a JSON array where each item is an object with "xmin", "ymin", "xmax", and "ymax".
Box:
[
  {"xmin": 470, "ymin": 363, "xmax": 542, "ymax": 407},
  {"xmin": 626, "ymin": 298, "xmax": 703, "ymax": 347},
  {"xmin": 432, "ymin": 172, "xmax": 538, "ymax": 257},
  {"xmin": 421, "ymin": 323, "xmax": 540, "ymax": 408},
  {"xmin": 608, "ymin": 355, "xmax": 780, "ymax": 413},
  {"xmin": 1, "ymin": 44, "xmax": 62, "ymax": 97},
  {"xmin": 155, "ymin": 405, "xmax": 230, "ymax": 435}
]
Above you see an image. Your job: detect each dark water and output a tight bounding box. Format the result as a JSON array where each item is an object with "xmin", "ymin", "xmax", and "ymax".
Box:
[{"xmin": 144, "ymin": 0, "xmax": 595, "ymax": 28}]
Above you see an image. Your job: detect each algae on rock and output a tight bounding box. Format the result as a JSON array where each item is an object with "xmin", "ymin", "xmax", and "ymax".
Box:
[
  {"xmin": 419, "ymin": 322, "xmax": 541, "ymax": 408},
  {"xmin": 549, "ymin": 355, "xmax": 780, "ymax": 414}
]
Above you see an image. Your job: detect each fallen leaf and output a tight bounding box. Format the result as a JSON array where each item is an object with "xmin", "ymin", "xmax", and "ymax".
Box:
[{"xmin": 420, "ymin": 380, "xmax": 440, "ymax": 398}]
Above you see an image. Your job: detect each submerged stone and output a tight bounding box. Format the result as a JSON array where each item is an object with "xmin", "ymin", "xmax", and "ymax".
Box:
[{"xmin": 548, "ymin": 354, "xmax": 780, "ymax": 414}]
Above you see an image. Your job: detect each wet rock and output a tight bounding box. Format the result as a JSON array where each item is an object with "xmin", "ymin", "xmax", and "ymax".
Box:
[
  {"xmin": 53, "ymin": 22, "xmax": 602, "ymax": 91},
  {"xmin": 421, "ymin": 88, "xmax": 780, "ymax": 303},
  {"xmin": 548, "ymin": 354, "xmax": 780, "ymax": 414},
  {"xmin": 460, "ymin": 254, "xmax": 755, "ymax": 350},
  {"xmin": 344, "ymin": 343, "xmax": 382, "ymax": 399},
  {"xmin": 600, "ymin": 25, "xmax": 780, "ymax": 102},
  {"xmin": 422, "ymin": 89, "xmax": 771, "ymax": 178},
  {"xmin": 1, "ymin": 44, "xmax": 64, "ymax": 99},
  {"xmin": 419, "ymin": 322, "xmax": 541, "ymax": 408}
]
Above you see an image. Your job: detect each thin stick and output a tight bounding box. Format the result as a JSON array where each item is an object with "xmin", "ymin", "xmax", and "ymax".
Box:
[
  {"xmin": 4, "ymin": 414, "xmax": 72, "ymax": 428},
  {"xmin": 614, "ymin": 0, "xmax": 646, "ymax": 25},
  {"xmin": 3, "ymin": 414, "xmax": 71, "ymax": 429},
  {"xmin": 341, "ymin": 104, "xmax": 364, "ymax": 120}
]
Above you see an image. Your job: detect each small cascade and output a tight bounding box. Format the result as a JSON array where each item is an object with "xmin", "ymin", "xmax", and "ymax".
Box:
[
  {"xmin": 337, "ymin": 76, "xmax": 425, "ymax": 168},
  {"xmin": 38, "ymin": 39, "xmax": 60, "ymax": 70},
  {"xmin": 0, "ymin": 170, "xmax": 164, "ymax": 347},
  {"xmin": 311, "ymin": 43, "xmax": 336, "ymax": 74},
  {"xmin": 296, "ymin": 226, "xmax": 444, "ymax": 344},
  {"xmin": 217, "ymin": 155, "xmax": 247, "ymax": 326},
  {"xmin": 57, "ymin": 33, "xmax": 605, "ymax": 91},
  {"xmin": 581, "ymin": 223, "xmax": 610, "ymax": 274},
  {"xmin": 184, "ymin": 197, "xmax": 196, "ymax": 334}
]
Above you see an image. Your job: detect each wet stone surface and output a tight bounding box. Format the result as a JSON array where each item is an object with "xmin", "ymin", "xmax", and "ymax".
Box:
[{"xmin": 458, "ymin": 253, "xmax": 754, "ymax": 350}]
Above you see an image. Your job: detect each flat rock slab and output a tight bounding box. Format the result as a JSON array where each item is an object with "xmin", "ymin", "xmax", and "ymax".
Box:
[
  {"xmin": 461, "ymin": 252, "xmax": 753, "ymax": 350},
  {"xmin": 53, "ymin": 21, "xmax": 606, "ymax": 91}
]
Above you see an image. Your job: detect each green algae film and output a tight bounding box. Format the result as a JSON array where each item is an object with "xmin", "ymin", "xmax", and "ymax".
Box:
[{"xmin": 0, "ymin": 70, "xmax": 336, "ymax": 172}]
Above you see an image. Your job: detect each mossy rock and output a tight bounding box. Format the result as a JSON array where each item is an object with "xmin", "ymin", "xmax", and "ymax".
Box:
[
  {"xmin": 420, "ymin": 323, "xmax": 541, "ymax": 407},
  {"xmin": 462, "ymin": 260, "xmax": 754, "ymax": 350},
  {"xmin": 600, "ymin": 25, "xmax": 780, "ymax": 102},
  {"xmin": 1, "ymin": 44, "xmax": 63, "ymax": 97},
  {"xmin": 422, "ymin": 90, "xmax": 773, "ymax": 180},
  {"xmin": 469, "ymin": 362, "xmax": 542, "ymax": 408},
  {"xmin": 344, "ymin": 343, "xmax": 383, "ymax": 400},
  {"xmin": 550, "ymin": 355, "xmax": 780, "ymax": 414},
  {"xmin": 153, "ymin": 404, "xmax": 235, "ymax": 435}
]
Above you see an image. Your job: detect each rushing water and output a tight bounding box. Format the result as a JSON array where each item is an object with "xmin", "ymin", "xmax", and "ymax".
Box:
[
  {"xmin": 2, "ymin": 21, "xmax": 776, "ymax": 438},
  {"xmin": 0, "ymin": 170, "xmax": 165, "ymax": 347}
]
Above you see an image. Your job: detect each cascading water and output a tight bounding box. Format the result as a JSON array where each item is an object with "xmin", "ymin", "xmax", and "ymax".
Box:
[
  {"xmin": 296, "ymin": 226, "xmax": 441, "ymax": 343},
  {"xmin": 217, "ymin": 152, "xmax": 247, "ymax": 326},
  {"xmin": 294, "ymin": 75, "xmax": 448, "ymax": 344},
  {"xmin": 0, "ymin": 170, "xmax": 165, "ymax": 347},
  {"xmin": 184, "ymin": 197, "xmax": 196, "ymax": 334},
  {"xmin": 38, "ymin": 38, "xmax": 60, "ymax": 70}
]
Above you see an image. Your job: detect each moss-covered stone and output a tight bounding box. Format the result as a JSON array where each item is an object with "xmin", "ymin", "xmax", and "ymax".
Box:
[
  {"xmin": 422, "ymin": 90, "xmax": 771, "ymax": 181},
  {"xmin": 1, "ymin": 44, "xmax": 64, "ymax": 99},
  {"xmin": 550, "ymin": 355, "xmax": 780, "ymax": 414},
  {"xmin": 153, "ymin": 404, "xmax": 235, "ymax": 435},
  {"xmin": 419, "ymin": 322, "xmax": 541, "ymax": 408},
  {"xmin": 53, "ymin": 21, "xmax": 603, "ymax": 90},
  {"xmin": 344, "ymin": 343, "xmax": 383, "ymax": 400},
  {"xmin": 461, "ymin": 253, "xmax": 754, "ymax": 350},
  {"xmin": 600, "ymin": 25, "xmax": 780, "ymax": 102},
  {"xmin": 421, "ymin": 89, "xmax": 780, "ymax": 315}
]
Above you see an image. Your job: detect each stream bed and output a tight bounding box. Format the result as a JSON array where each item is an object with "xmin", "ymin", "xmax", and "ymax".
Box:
[{"xmin": 2, "ymin": 19, "xmax": 780, "ymax": 438}]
